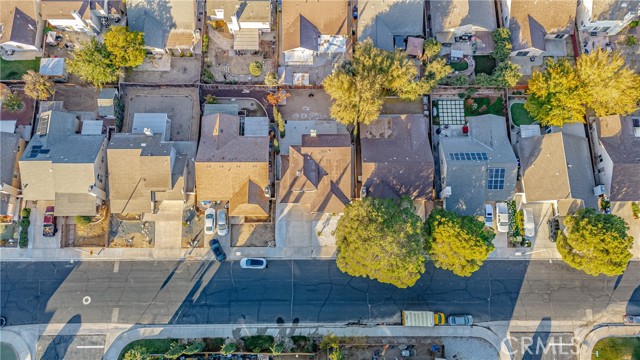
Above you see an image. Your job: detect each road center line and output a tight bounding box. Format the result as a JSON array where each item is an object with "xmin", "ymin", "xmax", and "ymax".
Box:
[
  {"xmin": 113, "ymin": 261, "xmax": 120, "ymax": 273},
  {"xmin": 76, "ymin": 346, "xmax": 104, "ymax": 349}
]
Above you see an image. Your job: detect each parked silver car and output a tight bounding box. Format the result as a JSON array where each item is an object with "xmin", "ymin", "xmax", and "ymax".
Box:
[
  {"xmin": 217, "ymin": 209, "xmax": 228, "ymax": 236},
  {"xmin": 448, "ymin": 314, "xmax": 473, "ymax": 326},
  {"xmin": 240, "ymin": 258, "xmax": 267, "ymax": 269}
]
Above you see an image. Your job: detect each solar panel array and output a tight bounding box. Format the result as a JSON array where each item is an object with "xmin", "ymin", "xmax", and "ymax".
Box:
[
  {"xmin": 487, "ymin": 168, "xmax": 506, "ymax": 190},
  {"xmin": 448, "ymin": 152, "xmax": 488, "ymax": 161}
]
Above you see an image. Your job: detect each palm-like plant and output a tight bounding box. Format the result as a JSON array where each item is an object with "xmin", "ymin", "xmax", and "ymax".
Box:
[{"xmin": 22, "ymin": 70, "xmax": 54, "ymax": 100}]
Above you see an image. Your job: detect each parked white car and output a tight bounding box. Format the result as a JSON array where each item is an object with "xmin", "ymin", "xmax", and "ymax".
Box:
[
  {"xmin": 523, "ymin": 208, "xmax": 535, "ymax": 238},
  {"xmin": 496, "ymin": 202, "xmax": 509, "ymax": 233},
  {"xmin": 240, "ymin": 258, "xmax": 267, "ymax": 269},
  {"xmin": 204, "ymin": 208, "xmax": 215, "ymax": 235},
  {"xmin": 484, "ymin": 204, "xmax": 494, "ymax": 228},
  {"xmin": 217, "ymin": 209, "xmax": 228, "ymax": 236}
]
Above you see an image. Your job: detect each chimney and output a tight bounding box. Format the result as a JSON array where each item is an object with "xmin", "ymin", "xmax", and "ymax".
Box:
[
  {"xmin": 263, "ymin": 185, "xmax": 271, "ymax": 198},
  {"xmin": 143, "ymin": 128, "xmax": 153, "ymax": 136},
  {"xmin": 310, "ymin": 129, "xmax": 317, "ymax": 137}
]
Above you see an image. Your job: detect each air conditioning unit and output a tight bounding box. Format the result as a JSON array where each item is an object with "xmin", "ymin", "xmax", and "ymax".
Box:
[
  {"xmin": 593, "ymin": 185, "xmax": 606, "ymax": 196},
  {"xmin": 440, "ymin": 186, "xmax": 452, "ymax": 198},
  {"xmin": 360, "ymin": 186, "xmax": 367, "ymax": 198}
]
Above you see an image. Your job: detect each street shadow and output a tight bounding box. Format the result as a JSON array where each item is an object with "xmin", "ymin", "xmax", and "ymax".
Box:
[
  {"xmin": 521, "ymin": 317, "xmax": 551, "ymax": 360},
  {"xmin": 626, "ymin": 284, "xmax": 640, "ymax": 317},
  {"xmin": 39, "ymin": 315, "xmax": 81, "ymax": 360}
]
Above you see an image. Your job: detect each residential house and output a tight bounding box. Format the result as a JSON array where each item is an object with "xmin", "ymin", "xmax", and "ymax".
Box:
[
  {"xmin": 439, "ymin": 115, "xmax": 518, "ymax": 216},
  {"xmin": 360, "ymin": 114, "xmax": 434, "ymax": 216},
  {"xmin": 107, "ymin": 133, "xmax": 192, "ymax": 214},
  {"xmin": 0, "ymin": 0, "xmax": 43, "ymax": 60},
  {"xmin": 19, "ymin": 111, "xmax": 107, "ymax": 216},
  {"xmin": 430, "ymin": 0, "xmax": 497, "ymax": 55},
  {"xmin": 128, "ymin": 0, "xmax": 199, "ymax": 54},
  {"xmin": 195, "ymin": 113, "xmax": 270, "ymax": 219},
  {"xmin": 279, "ymin": 134, "xmax": 353, "ymax": 215},
  {"xmin": 577, "ymin": 0, "xmax": 639, "ymax": 36},
  {"xmin": 590, "ymin": 115, "xmax": 640, "ymax": 216},
  {"xmin": 358, "ymin": 0, "xmax": 425, "ymax": 52},
  {"xmin": 281, "ymin": 0, "xmax": 348, "ymax": 65},
  {"xmin": 40, "ymin": 0, "xmax": 123, "ymax": 35},
  {"xmin": 519, "ymin": 128, "xmax": 597, "ymax": 216},
  {"xmin": 0, "ymin": 132, "xmax": 26, "ymax": 221},
  {"xmin": 502, "ymin": 0, "xmax": 576, "ymax": 58},
  {"xmin": 207, "ymin": 0, "xmax": 271, "ymax": 51}
]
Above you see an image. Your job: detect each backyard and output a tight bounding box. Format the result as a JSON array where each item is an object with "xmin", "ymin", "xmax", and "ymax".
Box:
[
  {"xmin": 473, "ymin": 55, "xmax": 496, "ymax": 75},
  {"xmin": 510, "ymin": 102, "xmax": 536, "ymax": 126},
  {"xmin": 0, "ymin": 58, "xmax": 40, "ymax": 80},
  {"xmin": 449, "ymin": 60, "xmax": 469, "ymax": 71},
  {"xmin": 592, "ymin": 337, "xmax": 640, "ymax": 359},
  {"xmin": 464, "ymin": 97, "xmax": 505, "ymax": 117}
]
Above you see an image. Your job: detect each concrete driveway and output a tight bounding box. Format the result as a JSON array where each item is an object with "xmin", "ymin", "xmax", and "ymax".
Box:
[
  {"xmin": 30, "ymin": 201, "xmax": 61, "ymax": 249},
  {"xmin": 275, "ymin": 203, "xmax": 338, "ymax": 258}
]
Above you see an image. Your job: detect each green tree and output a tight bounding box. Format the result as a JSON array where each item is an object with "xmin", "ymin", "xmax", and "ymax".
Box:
[
  {"xmin": 421, "ymin": 38, "xmax": 442, "ymax": 62},
  {"xmin": 491, "ymin": 28, "xmax": 512, "ymax": 62},
  {"xmin": 22, "ymin": 70, "xmax": 54, "ymax": 100},
  {"xmin": 164, "ymin": 343, "xmax": 187, "ymax": 359},
  {"xmin": 328, "ymin": 346, "xmax": 345, "ymax": 360},
  {"xmin": 335, "ymin": 196, "xmax": 427, "ymax": 288},
  {"xmin": 575, "ymin": 49, "xmax": 640, "ymax": 118},
  {"xmin": 183, "ymin": 341, "xmax": 205, "ymax": 355},
  {"xmin": 525, "ymin": 58, "xmax": 586, "ymax": 126},
  {"xmin": 0, "ymin": 89, "xmax": 24, "ymax": 111},
  {"xmin": 425, "ymin": 208, "xmax": 495, "ymax": 277},
  {"xmin": 264, "ymin": 72, "xmax": 278, "ymax": 85},
  {"xmin": 324, "ymin": 39, "xmax": 447, "ymax": 127},
  {"xmin": 273, "ymin": 107, "xmax": 285, "ymax": 137},
  {"xmin": 556, "ymin": 208, "xmax": 633, "ymax": 276},
  {"xmin": 123, "ymin": 347, "xmax": 151, "ymax": 360},
  {"xmin": 103, "ymin": 26, "xmax": 146, "ymax": 68},
  {"xmin": 249, "ymin": 61, "xmax": 263, "ymax": 76},
  {"xmin": 67, "ymin": 39, "xmax": 122, "ymax": 88},
  {"xmin": 220, "ymin": 343, "xmax": 237, "ymax": 356},
  {"xmin": 491, "ymin": 61, "xmax": 521, "ymax": 87}
]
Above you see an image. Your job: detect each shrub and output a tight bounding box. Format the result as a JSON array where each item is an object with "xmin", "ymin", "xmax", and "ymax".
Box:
[
  {"xmin": 183, "ymin": 341, "xmax": 205, "ymax": 355},
  {"xmin": 164, "ymin": 343, "xmax": 187, "ymax": 359},
  {"xmin": 632, "ymin": 202, "xmax": 640, "ymax": 219},
  {"xmin": 220, "ymin": 343, "xmax": 236, "ymax": 355},
  {"xmin": 114, "ymin": 95, "xmax": 125, "ymax": 131},
  {"xmin": 123, "ymin": 347, "xmax": 150, "ymax": 360},
  {"xmin": 601, "ymin": 198, "xmax": 611, "ymax": 211},
  {"xmin": 273, "ymin": 138, "xmax": 280, "ymax": 154},
  {"xmin": 249, "ymin": 61, "xmax": 263, "ymax": 77},
  {"xmin": 75, "ymin": 216, "xmax": 93, "ymax": 226},
  {"xmin": 320, "ymin": 334, "xmax": 339, "ymax": 350},
  {"xmin": 202, "ymin": 35, "xmax": 210, "ymax": 51},
  {"xmin": 21, "ymin": 208, "xmax": 31, "ymax": 218},
  {"xmin": 1, "ymin": 89, "xmax": 24, "ymax": 112},
  {"xmin": 264, "ymin": 72, "xmax": 278, "ymax": 85},
  {"xmin": 204, "ymin": 338, "xmax": 225, "ymax": 352},
  {"xmin": 241, "ymin": 335, "xmax": 274, "ymax": 353},
  {"xmin": 201, "ymin": 68, "xmax": 214, "ymax": 84},
  {"xmin": 516, "ymin": 210, "xmax": 524, "ymax": 235},
  {"xmin": 273, "ymin": 107, "xmax": 285, "ymax": 137},
  {"xmin": 205, "ymin": 94, "xmax": 217, "ymax": 104},
  {"xmin": 625, "ymin": 35, "xmax": 638, "ymax": 46},
  {"xmin": 329, "ymin": 346, "xmax": 345, "ymax": 360},
  {"xmin": 630, "ymin": 20, "xmax": 640, "ymax": 27}
]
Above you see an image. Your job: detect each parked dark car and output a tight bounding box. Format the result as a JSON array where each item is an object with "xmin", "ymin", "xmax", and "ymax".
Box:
[
  {"xmin": 548, "ymin": 217, "xmax": 560, "ymax": 242},
  {"xmin": 209, "ymin": 239, "xmax": 226, "ymax": 262},
  {"xmin": 352, "ymin": 5, "xmax": 358, "ymax": 19}
]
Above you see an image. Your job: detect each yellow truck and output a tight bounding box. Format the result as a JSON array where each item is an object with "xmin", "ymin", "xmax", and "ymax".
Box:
[{"xmin": 401, "ymin": 311, "xmax": 446, "ymax": 327}]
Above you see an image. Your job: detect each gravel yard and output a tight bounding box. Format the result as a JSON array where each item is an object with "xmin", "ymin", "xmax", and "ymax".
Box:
[{"xmin": 441, "ymin": 337, "xmax": 499, "ymax": 360}]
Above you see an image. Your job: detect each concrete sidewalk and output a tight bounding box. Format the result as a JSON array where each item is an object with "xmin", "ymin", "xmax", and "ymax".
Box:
[
  {"xmin": 2, "ymin": 323, "xmax": 511, "ymax": 360},
  {"xmin": 579, "ymin": 325, "xmax": 640, "ymax": 360}
]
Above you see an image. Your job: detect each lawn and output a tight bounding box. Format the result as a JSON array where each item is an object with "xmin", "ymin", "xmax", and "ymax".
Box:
[
  {"xmin": 0, "ymin": 57, "xmax": 40, "ymax": 81},
  {"xmin": 464, "ymin": 97, "xmax": 505, "ymax": 117},
  {"xmin": 592, "ymin": 337, "xmax": 640, "ymax": 360},
  {"xmin": 450, "ymin": 60, "xmax": 469, "ymax": 71},
  {"xmin": 473, "ymin": 55, "xmax": 496, "ymax": 75},
  {"xmin": 510, "ymin": 102, "xmax": 536, "ymax": 126}
]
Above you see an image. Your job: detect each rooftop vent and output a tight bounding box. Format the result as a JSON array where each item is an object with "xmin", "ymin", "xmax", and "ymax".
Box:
[{"xmin": 143, "ymin": 128, "xmax": 153, "ymax": 136}]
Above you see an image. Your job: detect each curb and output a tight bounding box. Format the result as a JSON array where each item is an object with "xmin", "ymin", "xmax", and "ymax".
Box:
[
  {"xmin": 578, "ymin": 325, "xmax": 640, "ymax": 359},
  {"xmin": 0, "ymin": 328, "xmax": 33, "ymax": 360},
  {"xmin": 103, "ymin": 324, "xmax": 513, "ymax": 360}
]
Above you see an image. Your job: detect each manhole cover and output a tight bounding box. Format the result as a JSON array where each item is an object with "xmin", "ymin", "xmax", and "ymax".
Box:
[{"xmin": 82, "ymin": 296, "xmax": 91, "ymax": 305}]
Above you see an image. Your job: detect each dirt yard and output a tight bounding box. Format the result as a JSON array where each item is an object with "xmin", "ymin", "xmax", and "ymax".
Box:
[
  {"xmin": 74, "ymin": 206, "xmax": 109, "ymax": 247},
  {"xmin": 52, "ymin": 85, "xmax": 100, "ymax": 114},
  {"xmin": 108, "ymin": 215, "xmax": 155, "ymax": 247},
  {"xmin": 126, "ymin": 56, "xmax": 202, "ymax": 84},
  {"xmin": 181, "ymin": 207, "xmax": 205, "ymax": 248},
  {"xmin": 381, "ymin": 98, "xmax": 424, "ymax": 115},
  {"xmin": 122, "ymin": 86, "xmax": 200, "ymax": 141},
  {"xmin": 231, "ymin": 223, "xmax": 275, "ymax": 247},
  {"xmin": 205, "ymin": 24, "xmax": 276, "ymax": 83}
]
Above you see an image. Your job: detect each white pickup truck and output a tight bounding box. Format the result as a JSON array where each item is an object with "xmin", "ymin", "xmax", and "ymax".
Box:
[{"xmin": 402, "ymin": 311, "xmax": 446, "ymax": 327}]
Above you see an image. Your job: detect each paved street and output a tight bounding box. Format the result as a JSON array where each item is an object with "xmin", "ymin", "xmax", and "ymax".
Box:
[{"xmin": 1, "ymin": 260, "xmax": 639, "ymax": 327}]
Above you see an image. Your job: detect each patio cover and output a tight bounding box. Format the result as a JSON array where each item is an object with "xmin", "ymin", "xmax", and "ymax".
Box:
[
  {"xmin": 450, "ymin": 49, "xmax": 464, "ymax": 59},
  {"xmin": 39, "ymin": 58, "xmax": 66, "ymax": 77},
  {"xmin": 54, "ymin": 192, "xmax": 97, "ymax": 216},
  {"xmin": 234, "ymin": 28, "xmax": 260, "ymax": 51}
]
